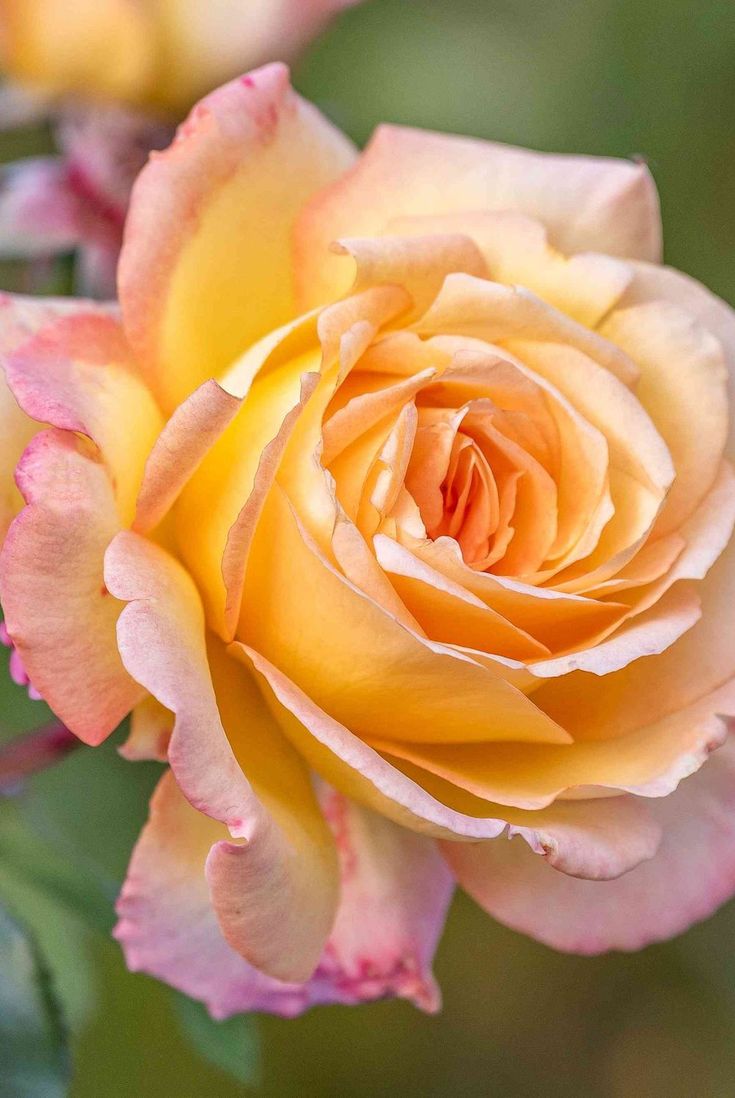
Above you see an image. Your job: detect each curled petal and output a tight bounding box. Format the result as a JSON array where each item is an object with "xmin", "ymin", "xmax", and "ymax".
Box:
[
  {"xmin": 104, "ymin": 531, "xmax": 339, "ymax": 982},
  {"xmin": 116, "ymin": 771, "xmax": 451, "ymax": 1018},
  {"xmin": 3, "ymin": 308, "xmax": 162, "ymax": 524},
  {"xmin": 295, "ymin": 124, "xmax": 661, "ymax": 308},
  {"xmin": 447, "ymin": 739, "xmax": 735, "ymax": 953},
  {"xmin": 0, "ymin": 430, "xmax": 143, "ymax": 743}
]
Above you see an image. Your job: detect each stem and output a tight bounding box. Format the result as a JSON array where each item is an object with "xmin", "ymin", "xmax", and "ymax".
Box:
[{"xmin": 0, "ymin": 723, "xmax": 79, "ymax": 795}]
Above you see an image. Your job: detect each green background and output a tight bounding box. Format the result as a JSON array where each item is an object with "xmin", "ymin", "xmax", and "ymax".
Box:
[{"xmin": 2, "ymin": 0, "xmax": 735, "ymax": 1094}]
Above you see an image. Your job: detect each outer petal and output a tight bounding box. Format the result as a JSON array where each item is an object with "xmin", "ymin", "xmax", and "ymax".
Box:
[
  {"xmin": 446, "ymin": 738, "xmax": 735, "ymax": 953},
  {"xmin": 116, "ymin": 771, "xmax": 452, "ymax": 1018},
  {"xmin": 3, "ymin": 308, "xmax": 162, "ymax": 524},
  {"xmin": 119, "ymin": 63, "xmax": 356, "ymax": 411},
  {"xmin": 0, "ymin": 294, "xmax": 84, "ymax": 541},
  {"xmin": 0, "ymin": 430, "xmax": 144, "ymax": 742},
  {"xmin": 104, "ymin": 530, "xmax": 338, "ymax": 983},
  {"xmin": 295, "ymin": 124, "xmax": 661, "ymax": 308},
  {"xmin": 235, "ymin": 639, "xmax": 662, "ymax": 873}
]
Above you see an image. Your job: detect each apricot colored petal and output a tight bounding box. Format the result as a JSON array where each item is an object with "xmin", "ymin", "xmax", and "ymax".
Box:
[
  {"xmin": 104, "ymin": 531, "xmax": 338, "ymax": 982},
  {"xmin": 601, "ymin": 300, "xmax": 728, "ymax": 535},
  {"xmin": 119, "ymin": 63, "xmax": 356, "ymax": 410},
  {"xmin": 116, "ymin": 772, "xmax": 451, "ymax": 1018},
  {"xmin": 119, "ymin": 696, "xmax": 173, "ymax": 762},
  {"xmin": 332, "ymin": 232, "xmax": 487, "ymax": 316},
  {"xmin": 134, "ymin": 379, "xmax": 241, "ymax": 534},
  {"xmin": 4, "ymin": 309, "xmax": 162, "ymax": 524},
  {"xmin": 0, "ymin": 431, "xmax": 143, "ymax": 743},
  {"xmin": 295, "ymin": 125, "xmax": 660, "ymax": 308},
  {"xmin": 233, "ymin": 641, "xmax": 538, "ymax": 840},
  {"xmin": 387, "ymin": 211, "xmax": 632, "ymax": 327},
  {"xmin": 374, "ymin": 671, "xmax": 733, "ymax": 810},
  {"xmin": 414, "ymin": 274, "xmax": 639, "ymax": 386},
  {"xmin": 447, "ymin": 739, "xmax": 735, "ymax": 953},
  {"xmin": 527, "ymin": 583, "xmax": 701, "ymax": 678},
  {"xmin": 620, "ymin": 261, "xmax": 735, "ymax": 376},
  {"xmin": 406, "ymin": 536, "xmax": 625, "ymax": 652},
  {"xmin": 373, "ymin": 534, "xmax": 550, "ymax": 662},
  {"xmin": 242, "ymin": 485, "xmax": 571, "ymax": 746},
  {"xmin": 232, "ymin": 640, "xmax": 666, "ymax": 870}
]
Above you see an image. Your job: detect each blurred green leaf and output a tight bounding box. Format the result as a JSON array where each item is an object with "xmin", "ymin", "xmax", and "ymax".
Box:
[
  {"xmin": 173, "ymin": 992, "xmax": 262, "ymax": 1088},
  {"xmin": 0, "ymin": 901, "xmax": 70, "ymax": 1098}
]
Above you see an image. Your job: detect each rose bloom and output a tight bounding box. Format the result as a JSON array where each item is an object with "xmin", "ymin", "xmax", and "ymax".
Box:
[{"xmin": 1, "ymin": 64, "xmax": 735, "ymax": 1018}]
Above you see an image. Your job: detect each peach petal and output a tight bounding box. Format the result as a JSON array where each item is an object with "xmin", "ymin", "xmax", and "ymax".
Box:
[
  {"xmin": 447, "ymin": 738, "xmax": 735, "ymax": 953},
  {"xmin": 119, "ymin": 63, "xmax": 356, "ymax": 410},
  {"xmin": 242, "ymin": 485, "xmax": 572, "ymax": 746},
  {"xmin": 295, "ymin": 126, "xmax": 660, "ymax": 308},
  {"xmin": 601, "ymin": 300, "xmax": 729, "ymax": 536},
  {"xmin": 373, "ymin": 534, "xmax": 550, "ymax": 662},
  {"xmin": 331, "ymin": 517, "xmax": 423, "ymax": 631},
  {"xmin": 405, "ymin": 536, "xmax": 626, "ymax": 651},
  {"xmin": 232, "ymin": 642, "xmax": 550, "ymax": 840},
  {"xmin": 374, "ymin": 673, "xmax": 734, "ymax": 810},
  {"xmin": 386, "ymin": 211, "xmax": 633, "ymax": 327},
  {"xmin": 322, "ymin": 368, "xmax": 435, "ymax": 466},
  {"xmin": 116, "ymin": 771, "xmax": 452, "ymax": 1018},
  {"xmin": 620, "ymin": 262, "xmax": 735, "ymax": 386},
  {"xmin": 104, "ymin": 531, "xmax": 339, "ymax": 982},
  {"xmin": 414, "ymin": 274, "xmax": 639, "ymax": 387},
  {"xmin": 332, "ymin": 232, "xmax": 487, "ymax": 315},
  {"xmin": 134, "ymin": 379, "xmax": 241, "ymax": 535},
  {"xmin": 427, "ymin": 345, "xmax": 613, "ymax": 568},
  {"xmin": 444, "ymin": 792, "xmax": 662, "ymax": 883},
  {"xmin": 4, "ymin": 309, "xmax": 162, "ymax": 524},
  {"xmin": 0, "ymin": 430, "xmax": 143, "ymax": 743},
  {"xmin": 119, "ymin": 695, "xmax": 173, "ymax": 762},
  {"xmin": 526, "ymin": 584, "xmax": 701, "ymax": 678},
  {"xmin": 221, "ymin": 373, "xmax": 320, "ymax": 639}
]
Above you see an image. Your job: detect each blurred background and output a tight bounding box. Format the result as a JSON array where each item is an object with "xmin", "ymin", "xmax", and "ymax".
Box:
[{"xmin": 2, "ymin": 0, "xmax": 735, "ymax": 1094}]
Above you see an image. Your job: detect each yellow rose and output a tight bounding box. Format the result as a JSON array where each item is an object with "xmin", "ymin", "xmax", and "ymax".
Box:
[
  {"xmin": 0, "ymin": 0, "xmax": 360, "ymax": 113},
  {"xmin": 2, "ymin": 65, "xmax": 735, "ymax": 1016}
]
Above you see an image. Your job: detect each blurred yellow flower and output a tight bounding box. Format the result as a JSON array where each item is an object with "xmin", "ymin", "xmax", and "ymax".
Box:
[{"xmin": 0, "ymin": 0, "xmax": 359, "ymax": 114}]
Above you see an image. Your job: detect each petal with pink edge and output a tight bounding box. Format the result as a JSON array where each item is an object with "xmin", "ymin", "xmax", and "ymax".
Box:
[
  {"xmin": 116, "ymin": 771, "xmax": 451, "ymax": 1018},
  {"xmin": 0, "ymin": 293, "xmax": 87, "ymax": 542},
  {"xmin": 119, "ymin": 63, "xmax": 356, "ymax": 410},
  {"xmin": 445, "ymin": 738, "xmax": 735, "ymax": 953},
  {"xmin": 104, "ymin": 531, "xmax": 338, "ymax": 983},
  {"xmin": 0, "ymin": 430, "xmax": 144, "ymax": 743},
  {"xmin": 3, "ymin": 308, "xmax": 162, "ymax": 524}
]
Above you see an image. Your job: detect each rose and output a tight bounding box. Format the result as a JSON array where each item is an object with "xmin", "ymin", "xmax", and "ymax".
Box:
[
  {"xmin": 0, "ymin": 0, "xmax": 361, "ymax": 113},
  {"xmin": 2, "ymin": 64, "xmax": 735, "ymax": 1018}
]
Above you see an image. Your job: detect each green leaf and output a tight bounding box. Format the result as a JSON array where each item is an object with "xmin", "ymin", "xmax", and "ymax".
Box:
[
  {"xmin": 0, "ymin": 902, "xmax": 71, "ymax": 1098},
  {"xmin": 0, "ymin": 724, "xmax": 163, "ymax": 935},
  {"xmin": 173, "ymin": 992, "xmax": 262, "ymax": 1088}
]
